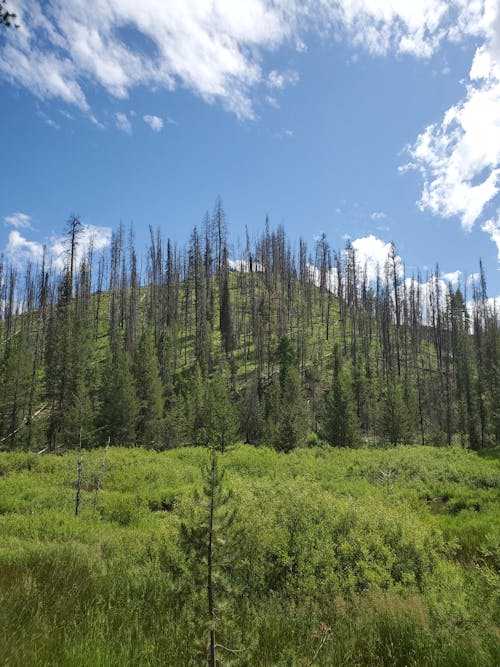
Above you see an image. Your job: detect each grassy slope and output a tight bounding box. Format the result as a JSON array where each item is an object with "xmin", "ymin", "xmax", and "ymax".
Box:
[{"xmin": 0, "ymin": 445, "xmax": 499, "ymax": 666}]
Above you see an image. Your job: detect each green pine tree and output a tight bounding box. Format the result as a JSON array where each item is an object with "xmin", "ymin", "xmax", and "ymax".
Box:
[
  {"xmin": 198, "ymin": 372, "xmax": 238, "ymax": 452},
  {"xmin": 134, "ymin": 328, "xmax": 164, "ymax": 447},
  {"xmin": 378, "ymin": 376, "xmax": 409, "ymax": 446},
  {"xmin": 322, "ymin": 345, "xmax": 360, "ymax": 447},
  {"xmin": 273, "ymin": 366, "xmax": 309, "ymax": 452},
  {"xmin": 239, "ymin": 379, "xmax": 263, "ymax": 444},
  {"xmin": 99, "ymin": 346, "xmax": 139, "ymax": 446},
  {"xmin": 180, "ymin": 448, "xmax": 237, "ymax": 666}
]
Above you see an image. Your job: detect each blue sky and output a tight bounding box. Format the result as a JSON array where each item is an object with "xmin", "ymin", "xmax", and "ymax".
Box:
[{"xmin": 1, "ymin": 1, "xmax": 500, "ymax": 298}]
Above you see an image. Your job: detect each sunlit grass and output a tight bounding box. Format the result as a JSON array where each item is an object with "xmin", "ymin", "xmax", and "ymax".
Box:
[{"xmin": 0, "ymin": 445, "xmax": 498, "ymax": 665}]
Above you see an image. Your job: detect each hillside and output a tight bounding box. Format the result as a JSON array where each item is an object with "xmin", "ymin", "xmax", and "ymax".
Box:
[
  {"xmin": 0, "ymin": 214, "xmax": 499, "ymax": 665},
  {"xmin": 0, "ymin": 213, "xmax": 498, "ymax": 452}
]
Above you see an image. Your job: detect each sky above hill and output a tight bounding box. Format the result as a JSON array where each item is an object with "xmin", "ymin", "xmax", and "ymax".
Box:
[{"xmin": 1, "ymin": 1, "xmax": 500, "ymax": 296}]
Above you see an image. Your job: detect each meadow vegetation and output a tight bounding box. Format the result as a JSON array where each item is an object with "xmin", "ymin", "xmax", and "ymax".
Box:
[{"xmin": 0, "ymin": 444, "xmax": 498, "ymax": 666}]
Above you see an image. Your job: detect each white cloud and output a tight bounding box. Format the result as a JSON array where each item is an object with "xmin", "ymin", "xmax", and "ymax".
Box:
[
  {"xmin": 482, "ymin": 213, "xmax": 500, "ymax": 263},
  {"xmin": 403, "ymin": 2, "xmax": 500, "ymax": 232},
  {"xmin": 49, "ymin": 224, "xmax": 112, "ymax": 271},
  {"xmin": 143, "ymin": 114, "xmax": 163, "ymax": 132},
  {"xmin": 443, "ymin": 269, "xmax": 462, "ymax": 284},
  {"xmin": 404, "ymin": 274, "xmax": 449, "ymax": 321},
  {"xmin": 351, "ymin": 234, "xmax": 400, "ymax": 281},
  {"xmin": 370, "ymin": 211, "xmax": 386, "ymax": 220},
  {"xmin": 487, "ymin": 295, "xmax": 500, "ymax": 310},
  {"xmin": 4, "ymin": 224, "xmax": 112, "ymax": 271},
  {"xmin": 115, "ymin": 112, "xmax": 132, "ymax": 135},
  {"xmin": 228, "ymin": 258, "xmax": 263, "ymax": 272},
  {"xmin": 468, "ymin": 272, "xmax": 481, "ymax": 284},
  {"xmin": 267, "ymin": 69, "xmax": 299, "ymax": 89},
  {"xmin": 5, "ymin": 230, "xmax": 44, "ymax": 266},
  {"xmin": 4, "ymin": 212, "xmax": 33, "ymax": 229},
  {"xmin": 0, "ymin": 1, "xmax": 491, "ymax": 121},
  {"xmin": 265, "ymin": 95, "xmax": 280, "ymax": 108}
]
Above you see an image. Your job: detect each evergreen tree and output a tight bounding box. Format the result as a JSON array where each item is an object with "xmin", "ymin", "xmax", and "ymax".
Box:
[
  {"xmin": 273, "ymin": 366, "xmax": 308, "ymax": 452},
  {"xmin": 264, "ymin": 376, "xmax": 280, "ymax": 445},
  {"xmin": 198, "ymin": 372, "xmax": 238, "ymax": 452},
  {"xmin": 0, "ymin": 328, "xmax": 33, "ymax": 448},
  {"xmin": 273, "ymin": 334, "xmax": 296, "ymax": 391},
  {"xmin": 378, "ymin": 376, "xmax": 409, "ymax": 446},
  {"xmin": 134, "ymin": 328, "xmax": 164, "ymax": 447},
  {"xmin": 62, "ymin": 374, "xmax": 95, "ymax": 448},
  {"xmin": 99, "ymin": 346, "xmax": 139, "ymax": 446},
  {"xmin": 322, "ymin": 345, "xmax": 360, "ymax": 447},
  {"xmin": 239, "ymin": 379, "xmax": 263, "ymax": 444},
  {"xmin": 180, "ymin": 448, "xmax": 237, "ymax": 666}
]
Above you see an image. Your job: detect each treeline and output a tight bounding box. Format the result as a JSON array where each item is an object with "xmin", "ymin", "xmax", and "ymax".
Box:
[{"xmin": 0, "ymin": 200, "xmax": 498, "ymax": 451}]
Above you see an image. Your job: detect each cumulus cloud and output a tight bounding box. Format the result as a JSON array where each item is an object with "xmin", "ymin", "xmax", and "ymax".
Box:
[
  {"xmin": 4, "ymin": 212, "xmax": 33, "ymax": 229},
  {"xmin": 370, "ymin": 211, "xmax": 386, "ymax": 220},
  {"xmin": 403, "ymin": 1, "xmax": 500, "ymax": 233},
  {"xmin": 115, "ymin": 112, "xmax": 132, "ymax": 135},
  {"xmin": 49, "ymin": 224, "xmax": 113, "ymax": 271},
  {"xmin": 443, "ymin": 270, "xmax": 462, "ymax": 285},
  {"xmin": 5, "ymin": 230, "xmax": 44, "ymax": 266},
  {"xmin": 482, "ymin": 213, "xmax": 500, "ymax": 263},
  {"xmin": 0, "ymin": 1, "xmax": 491, "ymax": 121},
  {"xmin": 351, "ymin": 234, "xmax": 400, "ymax": 281},
  {"xmin": 143, "ymin": 114, "xmax": 163, "ymax": 132},
  {"xmin": 4, "ymin": 224, "xmax": 112, "ymax": 270}
]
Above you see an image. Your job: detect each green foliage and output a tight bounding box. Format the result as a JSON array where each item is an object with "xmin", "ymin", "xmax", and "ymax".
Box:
[
  {"xmin": 99, "ymin": 346, "xmax": 139, "ymax": 446},
  {"xmin": 322, "ymin": 344, "xmax": 361, "ymax": 447},
  {"xmin": 377, "ymin": 376, "xmax": 410, "ymax": 446},
  {"xmin": 180, "ymin": 449, "xmax": 239, "ymax": 663},
  {"xmin": 272, "ymin": 366, "xmax": 309, "ymax": 452},
  {"xmin": 239, "ymin": 379, "xmax": 264, "ymax": 443},
  {"xmin": 0, "ymin": 329, "xmax": 33, "ymax": 448},
  {"xmin": 0, "ymin": 445, "xmax": 498, "ymax": 665},
  {"xmin": 1, "ymin": 214, "xmax": 499, "ymax": 454},
  {"xmin": 197, "ymin": 371, "xmax": 238, "ymax": 452},
  {"xmin": 134, "ymin": 328, "xmax": 164, "ymax": 448}
]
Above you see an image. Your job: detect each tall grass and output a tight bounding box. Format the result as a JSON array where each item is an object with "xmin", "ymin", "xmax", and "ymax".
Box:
[{"xmin": 0, "ymin": 445, "xmax": 498, "ymax": 665}]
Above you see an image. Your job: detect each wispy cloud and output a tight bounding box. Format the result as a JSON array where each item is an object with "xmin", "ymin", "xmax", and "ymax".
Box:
[
  {"xmin": 115, "ymin": 112, "xmax": 132, "ymax": 135},
  {"xmin": 143, "ymin": 114, "xmax": 163, "ymax": 132},
  {"xmin": 265, "ymin": 95, "xmax": 280, "ymax": 108},
  {"xmin": 370, "ymin": 211, "xmax": 387, "ymax": 221},
  {"xmin": 4, "ymin": 212, "xmax": 33, "ymax": 229},
  {"xmin": 0, "ymin": 1, "xmax": 490, "ymax": 121},
  {"xmin": 267, "ymin": 69, "xmax": 299, "ymax": 90}
]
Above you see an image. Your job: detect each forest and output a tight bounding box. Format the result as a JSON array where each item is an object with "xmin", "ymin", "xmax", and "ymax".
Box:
[{"xmin": 0, "ymin": 199, "xmax": 498, "ymax": 453}]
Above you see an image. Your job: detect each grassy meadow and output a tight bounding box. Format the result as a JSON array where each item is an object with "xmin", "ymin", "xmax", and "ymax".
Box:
[{"xmin": 0, "ymin": 444, "xmax": 499, "ymax": 666}]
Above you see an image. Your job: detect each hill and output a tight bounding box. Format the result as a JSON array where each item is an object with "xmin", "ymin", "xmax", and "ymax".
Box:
[{"xmin": 0, "ymin": 208, "xmax": 498, "ymax": 452}]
